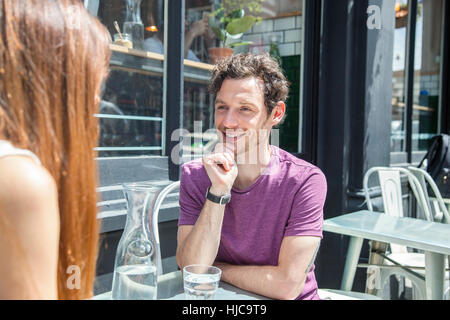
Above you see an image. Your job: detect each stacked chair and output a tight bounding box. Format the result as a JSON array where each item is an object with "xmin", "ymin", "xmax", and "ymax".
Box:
[{"xmin": 362, "ymin": 166, "xmax": 449, "ymax": 299}]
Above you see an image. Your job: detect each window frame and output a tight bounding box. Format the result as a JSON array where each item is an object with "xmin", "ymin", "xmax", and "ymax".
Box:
[{"xmin": 390, "ymin": 0, "xmax": 447, "ymax": 165}]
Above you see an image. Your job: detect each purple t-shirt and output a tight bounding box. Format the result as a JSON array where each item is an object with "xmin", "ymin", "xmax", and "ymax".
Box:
[{"xmin": 178, "ymin": 145, "xmax": 327, "ymax": 300}]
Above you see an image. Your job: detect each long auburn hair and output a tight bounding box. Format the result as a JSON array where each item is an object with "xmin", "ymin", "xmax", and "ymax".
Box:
[{"xmin": 0, "ymin": 0, "xmax": 111, "ymax": 299}]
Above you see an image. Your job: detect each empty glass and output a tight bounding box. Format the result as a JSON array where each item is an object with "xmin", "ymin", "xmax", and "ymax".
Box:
[{"xmin": 183, "ymin": 265, "xmax": 222, "ymax": 300}]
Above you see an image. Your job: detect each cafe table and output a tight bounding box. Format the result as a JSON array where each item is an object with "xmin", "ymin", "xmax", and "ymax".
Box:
[
  {"xmin": 323, "ymin": 210, "xmax": 450, "ymax": 300},
  {"xmin": 92, "ymin": 270, "xmax": 268, "ymax": 300},
  {"xmin": 92, "ymin": 270, "xmax": 374, "ymax": 300}
]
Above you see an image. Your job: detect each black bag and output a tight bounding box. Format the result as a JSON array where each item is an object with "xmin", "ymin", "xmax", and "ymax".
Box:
[{"xmin": 418, "ymin": 134, "xmax": 450, "ymax": 198}]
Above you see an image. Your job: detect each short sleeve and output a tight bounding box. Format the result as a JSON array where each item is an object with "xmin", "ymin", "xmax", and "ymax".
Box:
[
  {"xmin": 177, "ymin": 163, "xmax": 205, "ymax": 226},
  {"xmin": 284, "ymin": 168, "xmax": 327, "ymax": 238}
]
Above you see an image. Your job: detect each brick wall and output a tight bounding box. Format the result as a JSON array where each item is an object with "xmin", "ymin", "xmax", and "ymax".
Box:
[{"xmin": 233, "ymin": 15, "xmax": 302, "ymax": 57}]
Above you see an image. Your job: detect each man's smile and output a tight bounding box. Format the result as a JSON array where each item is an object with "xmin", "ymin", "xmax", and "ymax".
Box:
[{"xmin": 222, "ymin": 130, "xmax": 247, "ymax": 141}]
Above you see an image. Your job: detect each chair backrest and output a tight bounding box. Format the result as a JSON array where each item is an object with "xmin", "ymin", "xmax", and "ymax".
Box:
[
  {"xmin": 363, "ymin": 166, "xmax": 432, "ymax": 253},
  {"xmin": 363, "ymin": 167, "xmax": 431, "ymax": 219},
  {"xmin": 151, "ymin": 181, "xmax": 180, "ymax": 276},
  {"xmin": 407, "ymin": 166, "xmax": 450, "ymax": 224}
]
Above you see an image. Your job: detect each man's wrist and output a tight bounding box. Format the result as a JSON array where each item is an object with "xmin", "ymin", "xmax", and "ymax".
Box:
[
  {"xmin": 213, "ymin": 261, "xmax": 229, "ymax": 282},
  {"xmin": 206, "ymin": 186, "xmax": 231, "ymax": 205},
  {"xmin": 209, "ymin": 186, "xmax": 231, "ymax": 196}
]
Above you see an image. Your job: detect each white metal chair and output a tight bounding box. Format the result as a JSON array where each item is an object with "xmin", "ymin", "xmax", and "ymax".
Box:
[
  {"xmin": 151, "ymin": 181, "xmax": 180, "ymax": 276},
  {"xmin": 407, "ymin": 167, "xmax": 450, "ymax": 299},
  {"xmin": 362, "ymin": 166, "xmax": 434, "ymax": 299},
  {"xmin": 407, "ymin": 167, "xmax": 450, "ymax": 224}
]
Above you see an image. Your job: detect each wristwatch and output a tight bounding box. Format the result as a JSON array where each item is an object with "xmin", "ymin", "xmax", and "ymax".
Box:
[{"xmin": 206, "ymin": 187, "xmax": 231, "ymax": 205}]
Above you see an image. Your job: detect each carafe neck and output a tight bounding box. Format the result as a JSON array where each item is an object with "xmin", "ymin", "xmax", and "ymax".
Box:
[
  {"xmin": 122, "ymin": 184, "xmax": 158, "ymax": 233},
  {"xmin": 125, "ymin": 0, "xmax": 143, "ymax": 23}
]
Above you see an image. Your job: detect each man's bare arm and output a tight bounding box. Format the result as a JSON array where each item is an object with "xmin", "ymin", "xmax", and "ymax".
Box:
[
  {"xmin": 214, "ymin": 236, "xmax": 321, "ymax": 300},
  {"xmin": 177, "ymin": 146, "xmax": 237, "ymax": 270},
  {"xmin": 176, "ymin": 199, "xmax": 226, "ymax": 269}
]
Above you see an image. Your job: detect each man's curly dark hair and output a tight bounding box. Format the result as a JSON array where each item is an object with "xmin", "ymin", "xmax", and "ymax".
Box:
[{"xmin": 208, "ymin": 53, "xmax": 290, "ymax": 116}]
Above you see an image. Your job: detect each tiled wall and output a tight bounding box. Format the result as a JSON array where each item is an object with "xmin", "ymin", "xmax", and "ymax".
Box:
[
  {"xmin": 392, "ymin": 73, "xmax": 440, "ymax": 104},
  {"xmin": 233, "ymin": 15, "xmax": 302, "ymax": 57},
  {"xmin": 418, "ymin": 74, "xmax": 440, "ymax": 97}
]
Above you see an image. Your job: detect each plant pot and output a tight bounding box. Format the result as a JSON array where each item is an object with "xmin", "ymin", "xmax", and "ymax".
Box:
[
  {"xmin": 395, "ymin": 9, "xmax": 408, "ymax": 29},
  {"xmin": 208, "ymin": 47, "xmax": 233, "ymax": 65}
]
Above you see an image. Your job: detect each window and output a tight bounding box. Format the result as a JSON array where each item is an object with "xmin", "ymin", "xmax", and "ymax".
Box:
[
  {"xmin": 390, "ymin": 0, "xmax": 445, "ymax": 164},
  {"xmin": 87, "ymin": 0, "xmax": 305, "ymax": 159},
  {"xmin": 86, "ymin": 0, "xmax": 213, "ymax": 158},
  {"xmin": 183, "ymin": 0, "xmax": 304, "ymax": 155}
]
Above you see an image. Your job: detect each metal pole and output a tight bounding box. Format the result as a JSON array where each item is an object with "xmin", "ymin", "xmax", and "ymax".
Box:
[{"xmin": 164, "ymin": 0, "xmax": 185, "ymax": 181}]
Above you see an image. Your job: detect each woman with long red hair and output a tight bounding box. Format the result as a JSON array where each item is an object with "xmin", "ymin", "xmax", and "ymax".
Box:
[{"xmin": 0, "ymin": 0, "xmax": 111, "ymax": 299}]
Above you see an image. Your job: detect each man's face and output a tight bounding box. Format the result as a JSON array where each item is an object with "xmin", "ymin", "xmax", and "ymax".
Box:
[{"xmin": 214, "ymin": 77, "xmax": 282, "ymax": 160}]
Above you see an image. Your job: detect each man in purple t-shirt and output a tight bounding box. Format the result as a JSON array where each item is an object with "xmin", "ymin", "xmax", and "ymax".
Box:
[{"xmin": 176, "ymin": 54, "xmax": 327, "ymax": 300}]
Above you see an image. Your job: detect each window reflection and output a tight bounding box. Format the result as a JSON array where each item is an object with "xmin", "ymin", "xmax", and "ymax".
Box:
[
  {"xmin": 391, "ymin": 0, "xmax": 409, "ymax": 152},
  {"xmin": 391, "ymin": 0, "xmax": 443, "ymax": 154},
  {"xmin": 183, "ymin": 0, "xmax": 304, "ymax": 154},
  {"xmin": 98, "ymin": 68, "xmax": 163, "ymax": 157},
  {"xmin": 412, "ymin": 0, "xmax": 443, "ymax": 151},
  {"xmin": 97, "ymin": 0, "xmax": 166, "ymax": 56},
  {"xmin": 94, "ymin": 0, "xmax": 306, "ymax": 157}
]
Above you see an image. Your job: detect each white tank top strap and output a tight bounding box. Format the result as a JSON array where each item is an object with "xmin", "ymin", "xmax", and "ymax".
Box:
[{"xmin": 0, "ymin": 140, "xmax": 41, "ymax": 165}]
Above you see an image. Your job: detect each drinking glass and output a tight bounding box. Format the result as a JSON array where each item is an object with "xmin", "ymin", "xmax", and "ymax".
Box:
[
  {"xmin": 113, "ymin": 33, "xmax": 133, "ymax": 48},
  {"xmin": 183, "ymin": 265, "xmax": 222, "ymax": 300}
]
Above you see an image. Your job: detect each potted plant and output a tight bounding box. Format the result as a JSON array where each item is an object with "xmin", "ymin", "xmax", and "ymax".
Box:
[
  {"xmin": 208, "ymin": 0, "xmax": 263, "ymax": 64},
  {"xmin": 395, "ymin": 3, "xmax": 408, "ymax": 28}
]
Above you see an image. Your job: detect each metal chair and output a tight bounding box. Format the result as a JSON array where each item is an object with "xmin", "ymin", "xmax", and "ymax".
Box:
[
  {"xmin": 361, "ymin": 166, "xmax": 433, "ymax": 299},
  {"xmin": 151, "ymin": 181, "xmax": 180, "ymax": 276},
  {"xmin": 407, "ymin": 167, "xmax": 450, "ymax": 224},
  {"xmin": 407, "ymin": 167, "xmax": 450, "ymax": 299}
]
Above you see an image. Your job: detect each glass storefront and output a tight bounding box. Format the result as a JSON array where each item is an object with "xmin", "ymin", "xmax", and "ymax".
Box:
[
  {"xmin": 91, "ymin": 0, "xmax": 215, "ymax": 157},
  {"xmin": 184, "ymin": 0, "xmax": 304, "ymax": 155},
  {"xmin": 391, "ymin": 0, "xmax": 444, "ymax": 157},
  {"xmin": 391, "ymin": 0, "xmax": 408, "ymax": 152},
  {"xmin": 86, "ymin": 0, "xmax": 304, "ymax": 158},
  {"xmin": 411, "ymin": 0, "xmax": 443, "ymax": 152}
]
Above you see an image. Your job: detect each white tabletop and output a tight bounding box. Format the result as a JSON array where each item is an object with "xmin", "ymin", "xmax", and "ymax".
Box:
[
  {"xmin": 323, "ymin": 210, "xmax": 450, "ymax": 255},
  {"xmin": 92, "ymin": 270, "xmax": 269, "ymax": 300},
  {"xmin": 92, "ymin": 269, "xmax": 378, "ymax": 300}
]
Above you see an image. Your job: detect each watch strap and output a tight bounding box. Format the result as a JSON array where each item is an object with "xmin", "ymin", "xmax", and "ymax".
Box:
[{"xmin": 206, "ymin": 187, "xmax": 231, "ymax": 205}]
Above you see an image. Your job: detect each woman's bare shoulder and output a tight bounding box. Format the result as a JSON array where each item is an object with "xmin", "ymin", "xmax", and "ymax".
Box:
[
  {"xmin": 0, "ymin": 155, "xmax": 58, "ymax": 220},
  {"xmin": 0, "ymin": 155, "xmax": 59, "ymax": 299}
]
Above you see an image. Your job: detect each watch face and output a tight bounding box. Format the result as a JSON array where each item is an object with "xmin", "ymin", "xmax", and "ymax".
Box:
[{"xmin": 220, "ymin": 194, "xmax": 231, "ymax": 204}]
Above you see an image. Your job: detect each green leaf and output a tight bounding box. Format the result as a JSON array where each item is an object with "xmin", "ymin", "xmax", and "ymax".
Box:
[
  {"xmin": 226, "ymin": 16, "xmax": 257, "ymax": 35},
  {"xmin": 230, "ymin": 41, "xmax": 253, "ymax": 48},
  {"xmin": 212, "ymin": 7, "xmax": 224, "ymax": 19},
  {"xmin": 211, "ymin": 26, "xmax": 225, "ymax": 41},
  {"xmin": 228, "ymin": 9, "xmax": 244, "ymax": 20}
]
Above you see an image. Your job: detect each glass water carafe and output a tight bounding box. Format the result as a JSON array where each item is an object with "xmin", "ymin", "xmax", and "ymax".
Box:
[
  {"xmin": 111, "ymin": 182, "xmax": 161, "ymax": 300},
  {"xmin": 123, "ymin": 0, "xmax": 144, "ymax": 50}
]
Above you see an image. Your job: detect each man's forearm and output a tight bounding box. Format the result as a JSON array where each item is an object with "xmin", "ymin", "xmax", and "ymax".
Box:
[
  {"xmin": 214, "ymin": 262, "xmax": 305, "ymax": 300},
  {"xmin": 177, "ymin": 200, "xmax": 225, "ymax": 268}
]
